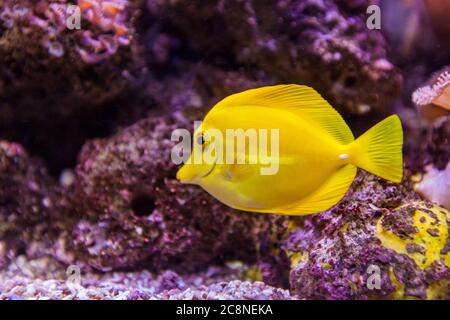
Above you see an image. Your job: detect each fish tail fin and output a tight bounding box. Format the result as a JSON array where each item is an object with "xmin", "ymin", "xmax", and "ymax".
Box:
[{"xmin": 349, "ymin": 115, "xmax": 403, "ymax": 182}]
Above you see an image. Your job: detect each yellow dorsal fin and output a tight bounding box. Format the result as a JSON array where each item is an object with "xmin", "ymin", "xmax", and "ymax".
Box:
[
  {"xmin": 274, "ymin": 164, "xmax": 357, "ymax": 215},
  {"xmin": 214, "ymin": 84, "xmax": 355, "ymax": 144}
]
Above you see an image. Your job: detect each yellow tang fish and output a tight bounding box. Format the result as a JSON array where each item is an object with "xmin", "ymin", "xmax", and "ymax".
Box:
[{"xmin": 176, "ymin": 85, "xmax": 403, "ymax": 215}]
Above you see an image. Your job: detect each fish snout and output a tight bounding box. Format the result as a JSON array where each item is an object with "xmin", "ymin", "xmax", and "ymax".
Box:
[
  {"xmin": 176, "ymin": 164, "xmax": 204, "ymax": 184},
  {"xmin": 176, "ymin": 165, "xmax": 192, "ymax": 183},
  {"xmin": 176, "ymin": 161, "xmax": 217, "ymax": 184}
]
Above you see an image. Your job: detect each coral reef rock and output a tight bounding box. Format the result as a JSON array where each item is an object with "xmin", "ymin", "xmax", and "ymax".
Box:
[
  {"xmin": 284, "ymin": 172, "xmax": 449, "ymax": 300},
  {"xmin": 0, "ymin": 141, "xmax": 66, "ymax": 268},
  {"xmin": 147, "ymin": 0, "xmax": 402, "ymax": 116},
  {"xmin": 403, "ymin": 116, "xmax": 450, "ymax": 173},
  {"xmin": 69, "ymin": 115, "xmax": 272, "ymax": 272},
  {"xmin": 0, "ymin": 0, "xmax": 147, "ymax": 173}
]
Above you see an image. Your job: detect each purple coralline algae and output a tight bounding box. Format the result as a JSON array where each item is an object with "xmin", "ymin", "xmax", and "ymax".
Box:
[
  {"xmin": 0, "ymin": 141, "xmax": 65, "ymax": 268},
  {"xmin": 403, "ymin": 110, "xmax": 450, "ymax": 174},
  {"xmin": 0, "ymin": 0, "xmax": 134, "ymax": 62},
  {"xmin": 0, "ymin": 0, "xmax": 146, "ymax": 172},
  {"xmin": 147, "ymin": 0, "xmax": 402, "ymax": 116},
  {"xmin": 67, "ymin": 115, "xmax": 273, "ymax": 272},
  {"xmin": 284, "ymin": 172, "xmax": 449, "ymax": 300}
]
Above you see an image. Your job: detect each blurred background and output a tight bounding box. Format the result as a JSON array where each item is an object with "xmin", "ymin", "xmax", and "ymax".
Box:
[{"xmin": 0, "ymin": 0, "xmax": 448, "ymax": 300}]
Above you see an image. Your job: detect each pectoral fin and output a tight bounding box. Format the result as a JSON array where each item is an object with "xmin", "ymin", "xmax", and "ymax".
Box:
[
  {"xmin": 220, "ymin": 164, "xmax": 255, "ymax": 182},
  {"xmin": 219, "ymin": 153, "xmax": 292, "ymax": 181}
]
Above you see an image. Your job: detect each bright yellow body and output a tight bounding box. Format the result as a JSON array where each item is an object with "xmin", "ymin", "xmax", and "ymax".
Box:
[
  {"xmin": 201, "ymin": 106, "xmax": 347, "ymax": 211},
  {"xmin": 177, "ymin": 85, "xmax": 403, "ymax": 215}
]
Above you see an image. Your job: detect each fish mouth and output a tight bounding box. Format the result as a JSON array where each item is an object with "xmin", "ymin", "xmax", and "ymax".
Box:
[{"xmin": 202, "ymin": 160, "xmax": 217, "ymax": 178}]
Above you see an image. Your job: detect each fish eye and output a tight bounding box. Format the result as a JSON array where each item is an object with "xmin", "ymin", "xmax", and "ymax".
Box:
[{"xmin": 197, "ymin": 134, "xmax": 206, "ymax": 145}]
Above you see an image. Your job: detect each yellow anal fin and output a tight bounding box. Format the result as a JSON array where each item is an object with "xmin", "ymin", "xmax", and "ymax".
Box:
[{"xmin": 274, "ymin": 164, "xmax": 357, "ymax": 215}]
